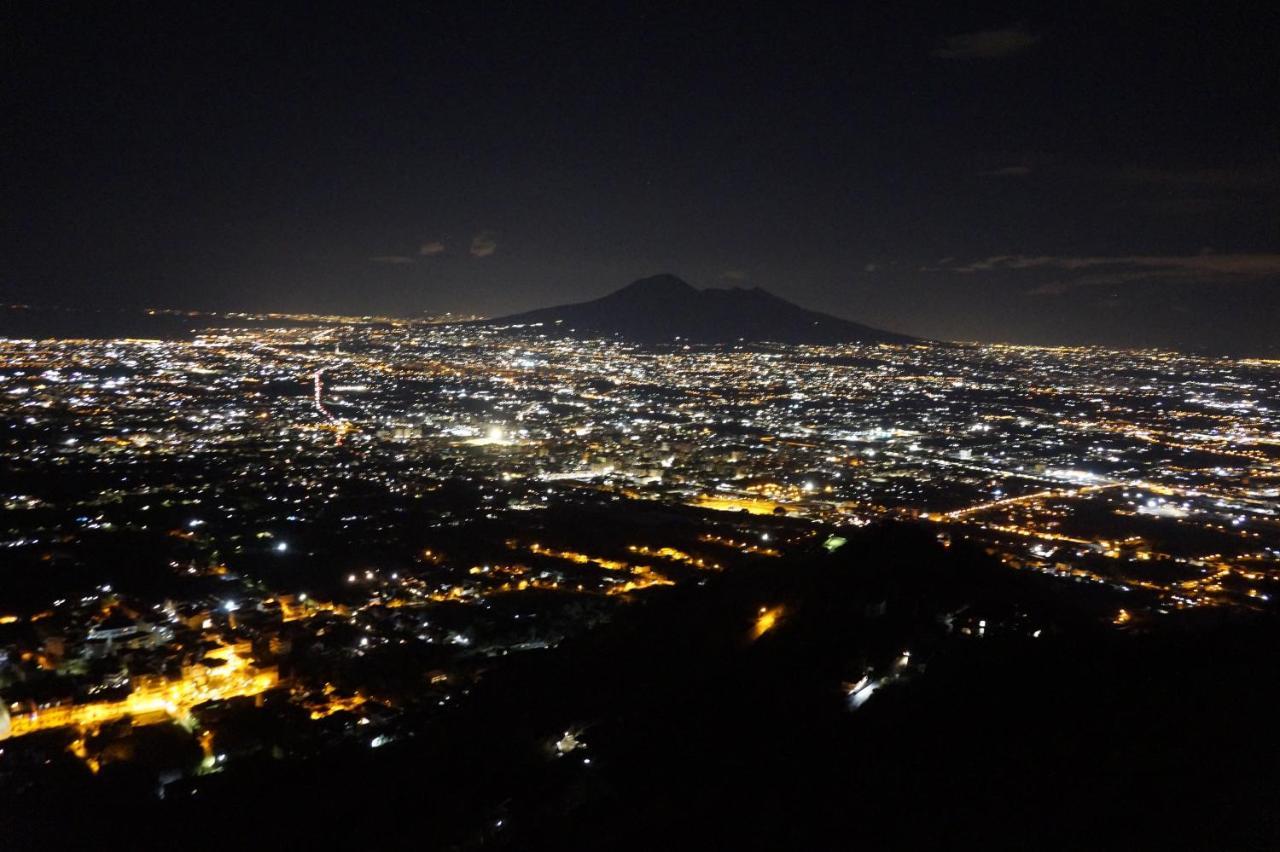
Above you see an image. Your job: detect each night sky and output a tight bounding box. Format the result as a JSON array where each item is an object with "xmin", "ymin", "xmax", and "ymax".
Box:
[{"xmin": 5, "ymin": 3, "xmax": 1277, "ymax": 352}]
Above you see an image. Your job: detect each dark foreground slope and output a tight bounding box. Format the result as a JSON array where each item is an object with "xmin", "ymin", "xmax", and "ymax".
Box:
[
  {"xmin": 5, "ymin": 524, "xmax": 1276, "ymax": 851},
  {"xmin": 486, "ymin": 274, "xmax": 916, "ymax": 344}
]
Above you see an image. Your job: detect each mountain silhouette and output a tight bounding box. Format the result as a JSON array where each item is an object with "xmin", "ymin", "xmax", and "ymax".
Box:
[{"xmin": 484, "ymin": 274, "xmax": 916, "ymax": 344}]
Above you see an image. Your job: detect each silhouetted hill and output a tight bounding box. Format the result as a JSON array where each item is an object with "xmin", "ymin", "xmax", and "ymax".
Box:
[
  {"xmin": 11, "ymin": 523, "xmax": 1275, "ymax": 851},
  {"xmin": 486, "ymin": 274, "xmax": 916, "ymax": 344},
  {"xmin": 10, "ymin": 521, "xmax": 1280, "ymax": 844}
]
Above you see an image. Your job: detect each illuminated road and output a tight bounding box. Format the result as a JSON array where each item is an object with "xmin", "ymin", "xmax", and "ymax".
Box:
[{"xmin": 2, "ymin": 643, "xmax": 276, "ymax": 740}]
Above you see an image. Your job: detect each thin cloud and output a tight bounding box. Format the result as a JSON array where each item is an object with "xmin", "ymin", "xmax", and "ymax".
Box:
[
  {"xmin": 934, "ymin": 25, "xmax": 1040, "ymax": 59},
  {"xmin": 720, "ymin": 269, "xmax": 748, "ymax": 281},
  {"xmin": 469, "ymin": 231, "xmax": 498, "ymax": 258},
  {"xmin": 419, "ymin": 240, "xmax": 447, "ymax": 256},
  {"xmin": 927, "ymin": 253, "xmax": 1280, "ymax": 293},
  {"xmin": 370, "ymin": 255, "xmax": 415, "ymax": 265},
  {"xmin": 935, "ymin": 253, "xmax": 1280, "ymax": 275}
]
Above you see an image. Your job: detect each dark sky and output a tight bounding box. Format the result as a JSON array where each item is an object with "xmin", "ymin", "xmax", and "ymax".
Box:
[{"xmin": 5, "ymin": 3, "xmax": 1278, "ymax": 352}]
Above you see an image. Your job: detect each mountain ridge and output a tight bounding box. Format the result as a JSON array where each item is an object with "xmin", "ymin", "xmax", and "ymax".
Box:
[{"xmin": 483, "ymin": 274, "xmax": 916, "ymax": 345}]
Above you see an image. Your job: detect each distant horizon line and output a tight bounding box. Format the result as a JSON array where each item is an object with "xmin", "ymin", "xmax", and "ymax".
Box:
[{"xmin": 2, "ymin": 301, "xmax": 1278, "ymax": 360}]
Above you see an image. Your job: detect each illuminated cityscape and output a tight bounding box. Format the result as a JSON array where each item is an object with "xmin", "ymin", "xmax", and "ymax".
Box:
[
  {"xmin": 6, "ymin": 3, "xmax": 1278, "ymax": 849},
  {"xmin": 2, "ymin": 312, "xmax": 1276, "ymax": 792}
]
